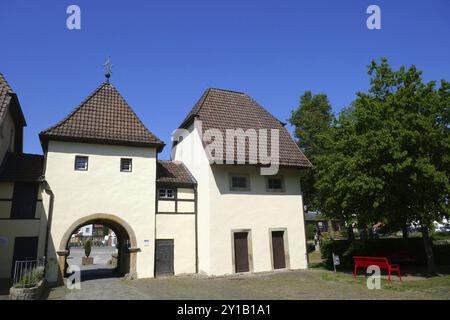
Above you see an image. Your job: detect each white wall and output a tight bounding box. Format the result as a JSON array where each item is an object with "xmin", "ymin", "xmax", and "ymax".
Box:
[
  {"xmin": 43, "ymin": 141, "xmax": 157, "ymax": 281},
  {"xmin": 172, "ymin": 120, "xmax": 308, "ymax": 276},
  {"xmin": 156, "ymin": 214, "xmax": 196, "ymax": 274},
  {"xmin": 172, "ymin": 121, "xmax": 212, "ymax": 274},
  {"xmin": 208, "ymin": 165, "xmax": 308, "ymax": 275}
]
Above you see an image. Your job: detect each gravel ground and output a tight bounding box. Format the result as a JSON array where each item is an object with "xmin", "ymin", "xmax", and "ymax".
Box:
[{"xmin": 45, "ymin": 268, "xmax": 450, "ymax": 300}]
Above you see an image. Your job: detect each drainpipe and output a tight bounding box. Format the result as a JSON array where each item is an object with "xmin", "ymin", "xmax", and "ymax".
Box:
[
  {"xmin": 42, "ymin": 179, "xmax": 54, "ymax": 276},
  {"xmin": 194, "ymin": 185, "xmax": 198, "ymax": 274}
]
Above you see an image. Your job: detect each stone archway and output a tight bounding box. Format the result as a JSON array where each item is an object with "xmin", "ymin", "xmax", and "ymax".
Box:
[{"xmin": 57, "ymin": 213, "xmax": 140, "ymax": 282}]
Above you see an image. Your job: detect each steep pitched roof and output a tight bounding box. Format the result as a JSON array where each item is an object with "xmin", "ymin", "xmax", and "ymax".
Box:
[
  {"xmin": 0, "ymin": 152, "xmax": 44, "ymax": 182},
  {"xmin": 0, "ymin": 73, "xmax": 26, "ymax": 127},
  {"xmin": 0, "ymin": 73, "xmax": 13, "ymax": 122},
  {"xmin": 39, "ymin": 82, "xmax": 164, "ymax": 151},
  {"xmin": 156, "ymin": 160, "xmax": 197, "ymax": 187},
  {"xmin": 179, "ymin": 88, "xmax": 312, "ymax": 168}
]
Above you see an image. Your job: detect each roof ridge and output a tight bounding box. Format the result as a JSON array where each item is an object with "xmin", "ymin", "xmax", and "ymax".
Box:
[
  {"xmin": 178, "ymin": 88, "xmax": 212, "ymax": 128},
  {"xmin": 208, "ymin": 87, "xmax": 246, "ymax": 95},
  {"xmin": 39, "ymin": 82, "xmax": 109, "ymax": 135}
]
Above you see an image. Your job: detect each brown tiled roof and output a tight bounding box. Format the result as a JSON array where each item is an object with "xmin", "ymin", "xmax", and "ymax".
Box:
[
  {"xmin": 179, "ymin": 88, "xmax": 312, "ymax": 168},
  {"xmin": 0, "ymin": 152, "xmax": 44, "ymax": 182},
  {"xmin": 156, "ymin": 160, "xmax": 197, "ymax": 186},
  {"xmin": 0, "ymin": 73, "xmax": 26, "ymax": 127},
  {"xmin": 39, "ymin": 82, "xmax": 164, "ymax": 151},
  {"xmin": 0, "ymin": 73, "xmax": 13, "ymax": 122}
]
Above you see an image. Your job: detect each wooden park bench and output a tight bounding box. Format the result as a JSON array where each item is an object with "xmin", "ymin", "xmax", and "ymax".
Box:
[{"xmin": 353, "ymin": 256, "xmax": 402, "ymax": 281}]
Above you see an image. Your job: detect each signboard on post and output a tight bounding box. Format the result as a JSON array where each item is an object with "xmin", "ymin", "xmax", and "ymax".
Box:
[{"xmin": 332, "ymin": 253, "xmax": 340, "ymax": 272}]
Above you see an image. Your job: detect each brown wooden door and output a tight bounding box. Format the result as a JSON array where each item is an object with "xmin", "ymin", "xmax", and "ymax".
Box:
[
  {"xmin": 155, "ymin": 239, "xmax": 174, "ymax": 276},
  {"xmin": 234, "ymin": 232, "xmax": 249, "ymax": 273},
  {"xmin": 272, "ymin": 231, "xmax": 286, "ymax": 269}
]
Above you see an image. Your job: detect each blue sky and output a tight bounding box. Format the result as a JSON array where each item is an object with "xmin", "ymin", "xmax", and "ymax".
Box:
[{"xmin": 0, "ymin": 0, "xmax": 449, "ymax": 159}]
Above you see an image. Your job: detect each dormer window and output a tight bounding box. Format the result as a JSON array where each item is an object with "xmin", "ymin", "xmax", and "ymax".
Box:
[
  {"xmin": 120, "ymin": 158, "xmax": 132, "ymax": 172},
  {"xmin": 74, "ymin": 156, "xmax": 88, "ymax": 171}
]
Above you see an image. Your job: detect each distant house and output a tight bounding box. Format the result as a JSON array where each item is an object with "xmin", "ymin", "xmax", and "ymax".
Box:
[{"xmin": 304, "ymin": 211, "xmax": 345, "ymax": 239}]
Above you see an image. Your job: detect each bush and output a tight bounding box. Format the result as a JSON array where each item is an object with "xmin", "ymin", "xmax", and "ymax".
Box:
[
  {"xmin": 434, "ymin": 244, "xmax": 450, "ymax": 265},
  {"xmin": 84, "ymin": 239, "xmax": 92, "ymax": 257},
  {"xmin": 321, "ymin": 238, "xmax": 431, "ymax": 270},
  {"xmin": 14, "ymin": 266, "xmax": 44, "ymax": 288},
  {"xmin": 306, "ymin": 224, "xmax": 316, "ymax": 240}
]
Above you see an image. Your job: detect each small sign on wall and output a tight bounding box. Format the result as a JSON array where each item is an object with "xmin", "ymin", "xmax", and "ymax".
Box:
[
  {"xmin": 144, "ymin": 240, "xmax": 150, "ymax": 247},
  {"xmin": 0, "ymin": 236, "xmax": 8, "ymax": 247}
]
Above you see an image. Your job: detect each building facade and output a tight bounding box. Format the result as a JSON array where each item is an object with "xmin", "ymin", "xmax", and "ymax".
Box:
[{"xmin": 0, "ymin": 73, "xmax": 311, "ymax": 284}]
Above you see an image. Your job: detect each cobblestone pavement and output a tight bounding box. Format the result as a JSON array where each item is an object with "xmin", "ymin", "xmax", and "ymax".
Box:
[
  {"xmin": 67, "ymin": 246, "xmax": 117, "ymax": 268},
  {"xmin": 45, "ymin": 269, "xmax": 449, "ymax": 300}
]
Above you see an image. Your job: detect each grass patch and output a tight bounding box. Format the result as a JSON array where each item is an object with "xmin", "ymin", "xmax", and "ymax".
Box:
[
  {"xmin": 320, "ymin": 270, "xmax": 450, "ymax": 296},
  {"xmin": 308, "ymin": 251, "xmax": 325, "ymax": 269}
]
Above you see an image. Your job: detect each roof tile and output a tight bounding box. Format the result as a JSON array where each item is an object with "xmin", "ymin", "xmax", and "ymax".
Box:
[
  {"xmin": 179, "ymin": 88, "xmax": 312, "ymax": 168},
  {"xmin": 39, "ymin": 83, "xmax": 164, "ymax": 150},
  {"xmin": 156, "ymin": 160, "xmax": 197, "ymax": 186}
]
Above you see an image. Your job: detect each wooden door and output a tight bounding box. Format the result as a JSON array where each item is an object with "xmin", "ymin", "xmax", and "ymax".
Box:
[
  {"xmin": 234, "ymin": 232, "xmax": 249, "ymax": 273},
  {"xmin": 272, "ymin": 231, "xmax": 286, "ymax": 269},
  {"xmin": 155, "ymin": 239, "xmax": 174, "ymax": 276}
]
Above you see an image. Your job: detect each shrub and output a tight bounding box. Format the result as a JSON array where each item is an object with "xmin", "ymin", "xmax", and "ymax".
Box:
[
  {"xmin": 14, "ymin": 266, "xmax": 44, "ymax": 288},
  {"xmin": 434, "ymin": 244, "xmax": 450, "ymax": 265},
  {"xmin": 84, "ymin": 239, "xmax": 92, "ymax": 257},
  {"xmin": 321, "ymin": 238, "xmax": 431, "ymax": 270},
  {"xmin": 305, "ymin": 224, "xmax": 316, "ymax": 240}
]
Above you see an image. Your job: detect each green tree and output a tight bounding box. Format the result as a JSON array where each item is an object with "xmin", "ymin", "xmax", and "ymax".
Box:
[
  {"xmin": 289, "ymin": 91, "xmax": 333, "ymax": 211},
  {"xmin": 315, "ymin": 58, "xmax": 450, "ymax": 274},
  {"xmin": 84, "ymin": 239, "xmax": 92, "ymax": 258}
]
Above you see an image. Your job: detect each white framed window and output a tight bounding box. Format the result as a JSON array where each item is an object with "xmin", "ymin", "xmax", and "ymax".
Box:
[
  {"xmin": 74, "ymin": 156, "xmax": 88, "ymax": 171},
  {"xmin": 229, "ymin": 174, "xmax": 250, "ymax": 191},
  {"xmin": 159, "ymin": 188, "xmax": 175, "ymax": 199},
  {"xmin": 120, "ymin": 158, "xmax": 132, "ymax": 172},
  {"xmin": 266, "ymin": 176, "xmax": 285, "ymax": 192}
]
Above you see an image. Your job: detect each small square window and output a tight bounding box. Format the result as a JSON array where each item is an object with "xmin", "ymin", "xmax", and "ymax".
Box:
[
  {"xmin": 120, "ymin": 158, "xmax": 132, "ymax": 172},
  {"xmin": 230, "ymin": 174, "xmax": 250, "ymax": 191},
  {"xmin": 159, "ymin": 188, "xmax": 175, "ymax": 199},
  {"xmin": 266, "ymin": 177, "xmax": 284, "ymax": 192},
  {"xmin": 75, "ymin": 156, "xmax": 88, "ymax": 171}
]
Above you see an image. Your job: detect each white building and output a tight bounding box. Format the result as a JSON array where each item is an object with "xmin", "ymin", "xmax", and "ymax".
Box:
[
  {"xmin": 0, "ymin": 73, "xmax": 311, "ymax": 283},
  {"xmin": 79, "ymin": 225, "xmax": 93, "ymax": 237}
]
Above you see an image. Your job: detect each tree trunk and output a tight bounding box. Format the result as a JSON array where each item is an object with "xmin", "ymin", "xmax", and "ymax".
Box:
[
  {"xmin": 401, "ymin": 224, "xmax": 408, "ymax": 239},
  {"xmin": 347, "ymin": 224, "xmax": 355, "ymax": 241},
  {"xmin": 421, "ymin": 225, "xmax": 436, "ymax": 275}
]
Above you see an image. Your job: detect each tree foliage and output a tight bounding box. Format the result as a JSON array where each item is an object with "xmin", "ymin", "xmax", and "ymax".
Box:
[
  {"xmin": 293, "ymin": 58, "xmax": 449, "ymax": 273},
  {"xmin": 289, "ymin": 91, "xmax": 333, "ymax": 211}
]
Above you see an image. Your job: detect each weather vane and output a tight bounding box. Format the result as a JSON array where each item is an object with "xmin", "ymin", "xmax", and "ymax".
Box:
[{"xmin": 104, "ymin": 58, "xmax": 112, "ymax": 83}]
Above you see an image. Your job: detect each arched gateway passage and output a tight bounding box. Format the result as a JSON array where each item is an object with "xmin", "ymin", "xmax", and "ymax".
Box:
[{"xmin": 58, "ymin": 214, "xmax": 139, "ymax": 282}]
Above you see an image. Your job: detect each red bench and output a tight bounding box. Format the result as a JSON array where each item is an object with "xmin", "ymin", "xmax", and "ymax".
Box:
[{"xmin": 353, "ymin": 256, "xmax": 402, "ymax": 281}]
